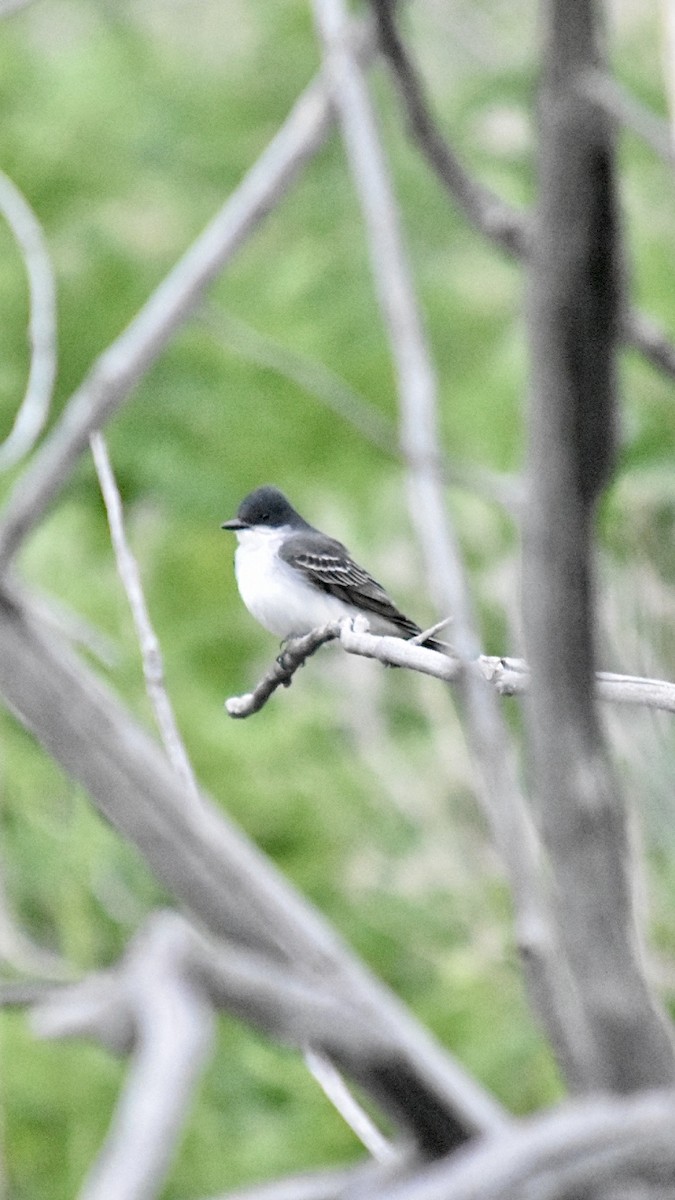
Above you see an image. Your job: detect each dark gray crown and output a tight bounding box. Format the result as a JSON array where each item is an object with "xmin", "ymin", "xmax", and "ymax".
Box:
[{"xmin": 233, "ymin": 486, "xmax": 309, "ymax": 529}]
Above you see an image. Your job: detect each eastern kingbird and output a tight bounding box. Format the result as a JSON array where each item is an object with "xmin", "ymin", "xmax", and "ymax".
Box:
[{"xmin": 221, "ymin": 485, "xmax": 444, "ymax": 650}]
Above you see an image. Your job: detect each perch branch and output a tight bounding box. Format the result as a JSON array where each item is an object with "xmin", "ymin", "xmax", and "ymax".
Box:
[
  {"xmin": 226, "ymin": 623, "xmax": 342, "ymax": 717},
  {"xmin": 225, "ymin": 622, "xmax": 675, "ymax": 718},
  {"xmin": 0, "ymin": 170, "xmax": 57, "ymax": 470},
  {"xmin": 369, "ymin": 0, "xmax": 675, "ymax": 382}
]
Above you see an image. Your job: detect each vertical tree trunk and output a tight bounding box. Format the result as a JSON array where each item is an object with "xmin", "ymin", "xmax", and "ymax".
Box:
[{"xmin": 523, "ymin": 0, "xmax": 675, "ymax": 1091}]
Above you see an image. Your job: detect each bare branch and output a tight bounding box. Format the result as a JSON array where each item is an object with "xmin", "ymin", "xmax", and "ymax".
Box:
[
  {"xmin": 364, "ymin": 1090, "xmax": 675, "ymax": 1200},
  {"xmin": 33, "ymin": 913, "xmax": 215, "ymax": 1200},
  {"xmin": 90, "ymin": 431, "xmax": 200, "ymax": 802},
  {"xmin": 226, "ymin": 623, "xmax": 342, "ymax": 717},
  {"xmin": 369, "ymin": 0, "xmax": 527, "ymax": 258},
  {"xmin": 581, "ymin": 69, "xmax": 675, "ymax": 168},
  {"xmin": 204, "ymin": 1164, "xmax": 377, "ymax": 1200},
  {"xmin": 523, "ymin": 0, "xmax": 675, "ymax": 1091},
  {"xmin": 0, "ymin": 64, "xmax": 343, "ymax": 571},
  {"xmin": 311, "ymin": 0, "xmax": 590, "ymax": 1089},
  {"xmin": 368, "ymin": 0, "xmax": 675, "ymax": 383},
  {"xmin": 0, "ymin": 585, "xmax": 508, "ymax": 1153},
  {"xmin": 304, "ymin": 1049, "xmax": 396, "ymax": 1164},
  {"xmin": 225, "ymin": 623, "xmax": 675, "ymax": 717},
  {"xmin": 0, "ymin": 170, "xmax": 57, "ymax": 470}
]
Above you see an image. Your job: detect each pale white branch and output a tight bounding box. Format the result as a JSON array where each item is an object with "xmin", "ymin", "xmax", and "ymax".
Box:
[
  {"xmin": 0, "ymin": 170, "xmax": 57, "ymax": 470},
  {"xmin": 0, "ymin": 63, "xmax": 339, "ymax": 569},
  {"xmin": 204, "ymin": 1164, "xmax": 378, "ymax": 1200},
  {"xmin": 61, "ymin": 914, "xmax": 213, "ymax": 1200},
  {"xmin": 364, "ymin": 1090, "xmax": 675, "ymax": 1200},
  {"xmin": 309, "ymin": 0, "xmax": 590, "ymax": 1088},
  {"xmin": 90, "ymin": 431, "xmax": 200, "ymax": 802},
  {"xmin": 0, "ymin": 586, "xmax": 507, "ymax": 1152},
  {"xmin": 225, "ymin": 622, "xmax": 675, "ymax": 718},
  {"xmin": 304, "ymin": 1048, "xmax": 397, "ymax": 1164}
]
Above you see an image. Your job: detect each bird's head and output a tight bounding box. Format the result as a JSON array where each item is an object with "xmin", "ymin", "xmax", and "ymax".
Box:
[{"xmin": 221, "ymin": 486, "xmax": 306, "ymax": 532}]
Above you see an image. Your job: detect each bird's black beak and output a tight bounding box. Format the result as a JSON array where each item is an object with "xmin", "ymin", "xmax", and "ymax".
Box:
[{"xmin": 221, "ymin": 518, "xmax": 248, "ymax": 531}]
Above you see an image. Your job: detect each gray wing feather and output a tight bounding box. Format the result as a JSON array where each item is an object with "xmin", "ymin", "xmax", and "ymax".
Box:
[{"xmin": 279, "ymin": 530, "xmax": 423, "ymax": 637}]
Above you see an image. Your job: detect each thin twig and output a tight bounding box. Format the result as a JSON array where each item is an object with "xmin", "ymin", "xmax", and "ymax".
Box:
[
  {"xmin": 202, "ymin": 305, "xmax": 397, "ymax": 455},
  {"xmin": 369, "ymin": 0, "xmax": 528, "ymax": 258},
  {"xmin": 90, "ymin": 431, "xmax": 200, "ymax": 802},
  {"xmin": 225, "ymin": 624, "xmax": 342, "ymax": 717},
  {"xmin": 91, "ymin": 435, "xmax": 394, "ymax": 1159},
  {"xmin": 0, "ymin": 170, "xmax": 57, "ymax": 470},
  {"xmin": 304, "ymin": 1048, "xmax": 397, "ymax": 1164}
]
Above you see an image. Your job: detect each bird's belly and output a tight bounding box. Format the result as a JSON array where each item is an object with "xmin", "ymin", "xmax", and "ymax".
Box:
[{"xmin": 235, "ymin": 541, "xmax": 350, "ymax": 638}]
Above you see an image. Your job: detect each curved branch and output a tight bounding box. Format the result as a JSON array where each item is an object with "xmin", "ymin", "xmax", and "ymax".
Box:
[
  {"xmin": 365, "ymin": 1090, "xmax": 675, "ymax": 1200},
  {"xmin": 0, "ymin": 170, "xmax": 57, "ymax": 471}
]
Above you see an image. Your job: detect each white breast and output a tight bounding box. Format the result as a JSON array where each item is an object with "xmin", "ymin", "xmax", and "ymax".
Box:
[{"xmin": 233, "ymin": 526, "xmax": 352, "ymax": 638}]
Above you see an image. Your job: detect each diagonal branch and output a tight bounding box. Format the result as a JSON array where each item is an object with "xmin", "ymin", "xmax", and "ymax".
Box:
[
  {"xmin": 368, "ymin": 0, "xmax": 675, "ymax": 382},
  {"xmin": 0, "ymin": 63, "xmax": 343, "ymax": 572},
  {"xmin": 0, "ymin": 583, "xmax": 508, "ymax": 1154},
  {"xmin": 90, "ymin": 431, "xmax": 201, "ymax": 803},
  {"xmin": 369, "ymin": 0, "xmax": 527, "ymax": 258}
]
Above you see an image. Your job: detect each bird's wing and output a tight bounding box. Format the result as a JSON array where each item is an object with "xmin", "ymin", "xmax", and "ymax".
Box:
[{"xmin": 279, "ymin": 530, "xmax": 422, "ymax": 637}]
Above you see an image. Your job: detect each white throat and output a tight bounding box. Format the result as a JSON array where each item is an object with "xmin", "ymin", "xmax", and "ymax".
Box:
[{"xmin": 231, "ymin": 523, "xmax": 353, "ymax": 639}]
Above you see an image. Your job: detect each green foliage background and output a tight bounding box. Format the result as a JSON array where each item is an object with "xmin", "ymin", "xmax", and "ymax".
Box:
[{"xmin": 0, "ymin": 1, "xmax": 674, "ymax": 1196}]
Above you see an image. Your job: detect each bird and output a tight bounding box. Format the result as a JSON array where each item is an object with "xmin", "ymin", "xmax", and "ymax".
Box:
[{"xmin": 221, "ymin": 485, "xmax": 445, "ymax": 650}]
